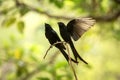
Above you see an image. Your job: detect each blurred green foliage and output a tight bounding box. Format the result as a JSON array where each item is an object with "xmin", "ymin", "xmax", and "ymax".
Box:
[{"xmin": 0, "ymin": 0, "xmax": 120, "ymax": 80}]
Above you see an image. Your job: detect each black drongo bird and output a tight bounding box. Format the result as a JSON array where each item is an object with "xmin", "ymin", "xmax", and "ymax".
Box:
[
  {"xmin": 45, "ymin": 23, "xmax": 78, "ymax": 64},
  {"xmin": 58, "ymin": 17, "xmax": 96, "ymax": 64}
]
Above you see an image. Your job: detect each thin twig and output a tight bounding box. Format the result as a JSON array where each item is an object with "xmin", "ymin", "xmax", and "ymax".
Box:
[
  {"xmin": 43, "ymin": 41, "xmax": 66, "ymax": 59},
  {"xmin": 66, "ymin": 43, "xmax": 78, "ymax": 80},
  {"xmin": 43, "ymin": 41, "xmax": 78, "ymax": 80},
  {"xmin": 43, "ymin": 45, "xmax": 53, "ymax": 59}
]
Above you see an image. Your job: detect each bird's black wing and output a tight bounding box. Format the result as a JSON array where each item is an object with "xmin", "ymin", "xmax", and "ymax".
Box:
[{"xmin": 67, "ymin": 17, "xmax": 96, "ymax": 41}]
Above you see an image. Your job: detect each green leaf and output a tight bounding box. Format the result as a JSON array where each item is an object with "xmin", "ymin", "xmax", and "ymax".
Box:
[
  {"xmin": 49, "ymin": 0, "xmax": 64, "ymax": 8},
  {"xmin": 4, "ymin": 17, "xmax": 16, "ymax": 27},
  {"xmin": 19, "ymin": 7, "xmax": 29, "ymax": 16},
  {"xmin": 17, "ymin": 21, "xmax": 25, "ymax": 33}
]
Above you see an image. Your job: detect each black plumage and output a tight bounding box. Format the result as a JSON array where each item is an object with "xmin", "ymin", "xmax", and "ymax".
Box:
[
  {"xmin": 58, "ymin": 17, "xmax": 95, "ymax": 64},
  {"xmin": 45, "ymin": 23, "xmax": 78, "ymax": 64}
]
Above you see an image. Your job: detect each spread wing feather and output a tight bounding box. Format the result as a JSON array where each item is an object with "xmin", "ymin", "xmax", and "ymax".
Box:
[{"xmin": 67, "ymin": 17, "xmax": 96, "ymax": 41}]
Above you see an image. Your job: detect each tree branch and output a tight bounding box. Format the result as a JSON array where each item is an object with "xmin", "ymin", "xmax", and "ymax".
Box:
[
  {"xmin": 17, "ymin": 1, "xmax": 120, "ymax": 22},
  {"xmin": 90, "ymin": 10, "xmax": 120, "ymax": 22}
]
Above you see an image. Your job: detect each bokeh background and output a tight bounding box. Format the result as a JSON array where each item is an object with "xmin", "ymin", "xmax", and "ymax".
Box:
[{"xmin": 0, "ymin": 0, "xmax": 120, "ymax": 80}]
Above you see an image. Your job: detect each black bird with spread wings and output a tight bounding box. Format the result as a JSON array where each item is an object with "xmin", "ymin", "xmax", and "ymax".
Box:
[
  {"xmin": 58, "ymin": 17, "xmax": 96, "ymax": 64},
  {"xmin": 45, "ymin": 23, "xmax": 78, "ymax": 64}
]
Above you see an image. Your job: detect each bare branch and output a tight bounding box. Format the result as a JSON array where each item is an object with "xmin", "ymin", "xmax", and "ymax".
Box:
[
  {"xmin": 66, "ymin": 43, "xmax": 78, "ymax": 80},
  {"xmin": 90, "ymin": 10, "xmax": 120, "ymax": 22},
  {"xmin": 43, "ymin": 41, "xmax": 66, "ymax": 59}
]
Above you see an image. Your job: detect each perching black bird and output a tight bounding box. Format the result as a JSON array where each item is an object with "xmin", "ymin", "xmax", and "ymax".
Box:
[
  {"xmin": 58, "ymin": 17, "xmax": 96, "ymax": 64},
  {"xmin": 45, "ymin": 23, "xmax": 78, "ymax": 64}
]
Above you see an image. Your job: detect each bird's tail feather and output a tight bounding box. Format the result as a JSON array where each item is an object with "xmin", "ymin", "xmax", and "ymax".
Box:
[
  {"xmin": 58, "ymin": 47, "xmax": 78, "ymax": 64},
  {"xmin": 69, "ymin": 40, "xmax": 88, "ymax": 64}
]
